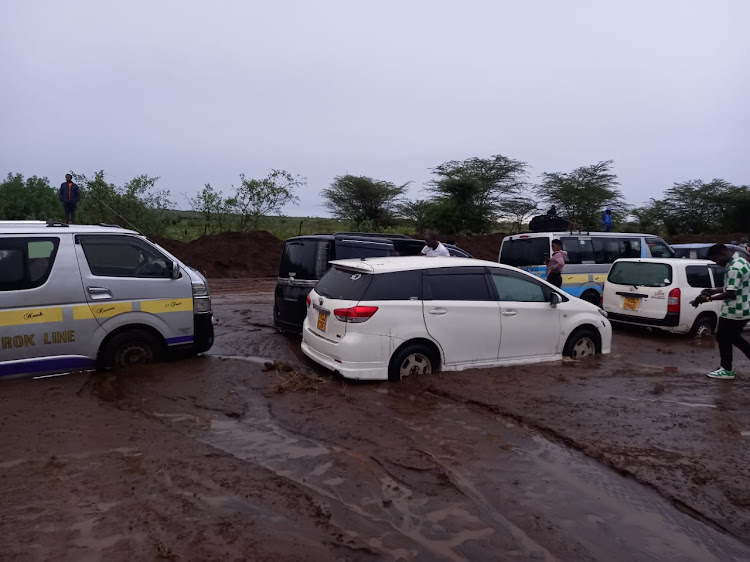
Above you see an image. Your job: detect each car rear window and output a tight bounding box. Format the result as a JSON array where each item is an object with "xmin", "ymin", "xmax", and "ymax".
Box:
[
  {"xmin": 361, "ymin": 271, "xmax": 422, "ymax": 300},
  {"xmin": 500, "ymin": 237, "xmax": 549, "ymax": 267},
  {"xmin": 686, "ymin": 265, "xmax": 712, "ymax": 288},
  {"xmin": 608, "ymin": 262, "xmax": 673, "ymax": 287},
  {"xmin": 279, "ymin": 240, "xmax": 329, "ymax": 280},
  {"xmin": 316, "ymin": 267, "xmax": 372, "ymax": 300}
]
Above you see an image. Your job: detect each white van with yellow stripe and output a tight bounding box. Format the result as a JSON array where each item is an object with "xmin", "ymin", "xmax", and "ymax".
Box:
[{"xmin": 0, "ymin": 221, "xmax": 213, "ymax": 379}]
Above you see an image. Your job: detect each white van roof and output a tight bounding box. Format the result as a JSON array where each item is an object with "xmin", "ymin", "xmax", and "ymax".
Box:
[
  {"xmin": 612, "ymin": 258, "xmax": 714, "ymax": 266},
  {"xmin": 504, "ymin": 231, "xmax": 656, "ymax": 240},
  {"xmin": 0, "ymin": 220, "xmax": 139, "ymax": 236}
]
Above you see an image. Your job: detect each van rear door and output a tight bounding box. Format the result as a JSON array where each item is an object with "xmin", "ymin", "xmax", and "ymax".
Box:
[{"xmin": 605, "ymin": 261, "xmax": 675, "ymax": 321}]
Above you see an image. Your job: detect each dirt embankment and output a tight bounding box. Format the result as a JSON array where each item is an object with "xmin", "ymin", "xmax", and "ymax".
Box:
[
  {"xmin": 453, "ymin": 233, "xmax": 506, "ymax": 261},
  {"xmin": 151, "ymin": 231, "xmax": 284, "ymax": 279}
]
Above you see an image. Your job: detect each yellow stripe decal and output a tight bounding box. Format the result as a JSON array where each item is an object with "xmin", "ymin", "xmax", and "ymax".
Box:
[
  {"xmin": 562, "ymin": 274, "xmax": 590, "ymax": 284},
  {"xmin": 0, "ymin": 307, "xmax": 64, "ymax": 327},
  {"xmin": 73, "ymin": 302, "xmax": 133, "ymax": 319},
  {"xmin": 141, "ymin": 299, "xmax": 193, "ymax": 314},
  {"xmin": 73, "ymin": 305, "xmax": 95, "ymax": 320},
  {"xmin": 592, "ymin": 274, "xmax": 607, "ymax": 283}
]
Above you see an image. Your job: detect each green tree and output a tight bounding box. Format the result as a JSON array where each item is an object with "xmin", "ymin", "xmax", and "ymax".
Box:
[
  {"xmin": 535, "ymin": 160, "xmax": 628, "ymax": 230},
  {"xmin": 498, "ymin": 197, "xmax": 538, "ymax": 232},
  {"xmin": 227, "ymin": 170, "xmax": 303, "ymax": 232},
  {"xmin": 188, "ymin": 183, "xmax": 226, "ymax": 235},
  {"xmin": 631, "ymin": 201, "xmax": 665, "ymax": 235},
  {"xmin": 322, "ymin": 175, "xmax": 408, "ymax": 230},
  {"xmin": 0, "ymin": 173, "xmax": 60, "ymax": 220},
  {"xmin": 428, "ymin": 155, "xmax": 528, "ymax": 234}
]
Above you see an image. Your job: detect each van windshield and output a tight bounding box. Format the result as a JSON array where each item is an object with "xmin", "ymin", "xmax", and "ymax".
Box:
[
  {"xmin": 500, "ymin": 238, "xmax": 549, "ymax": 267},
  {"xmin": 316, "ymin": 267, "xmax": 372, "ymax": 300},
  {"xmin": 608, "ymin": 262, "xmax": 673, "ymax": 287}
]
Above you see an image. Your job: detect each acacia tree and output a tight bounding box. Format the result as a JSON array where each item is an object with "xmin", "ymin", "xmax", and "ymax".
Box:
[
  {"xmin": 427, "ymin": 154, "xmax": 528, "ymax": 234},
  {"xmin": 322, "ymin": 175, "xmax": 408, "ymax": 230},
  {"xmin": 498, "ymin": 197, "xmax": 538, "ymax": 231},
  {"xmin": 535, "ymin": 160, "xmax": 628, "ymax": 230},
  {"xmin": 228, "ymin": 170, "xmax": 304, "ymax": 231}
]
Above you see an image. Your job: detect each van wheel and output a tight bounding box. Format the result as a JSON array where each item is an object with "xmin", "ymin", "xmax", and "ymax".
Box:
[
  {"xmin": 103, "ymin": 329, "xmax": 162, "ymax": 370},
  {"xmin": 563, "ymin": 328, "xmax": 600, "ymax": 358},
  {"xmin": 689, "ymin": 313, "xmax": 716, "ymax": 338},
  {"xmin": 388, "ymin": 344, "xmax": 436, "ymax": 381},
  {"xmin": 581, "ymin": 290, "xmax": 601, "ymax": 307}
]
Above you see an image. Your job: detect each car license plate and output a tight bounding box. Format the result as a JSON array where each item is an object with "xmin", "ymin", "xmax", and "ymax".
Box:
[
  {"xmin": 623, "ymin": 297, "xmax": 640, "ymax": 310},
  {"xmin": 317, "ymin": 311, "xmax": 328, "ymax": 331}
]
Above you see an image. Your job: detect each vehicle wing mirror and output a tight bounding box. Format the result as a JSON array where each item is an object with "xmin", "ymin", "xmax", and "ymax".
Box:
[
  {"xmin": 550, "ymin": 292, "xmax": 561, "ymax": 308},
  {"xmin": 171, "ymin": 261, "xmax": 181, "ymax": 279}
]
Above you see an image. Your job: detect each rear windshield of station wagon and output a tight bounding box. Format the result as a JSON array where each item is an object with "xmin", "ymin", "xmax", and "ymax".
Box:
[
  {"xmin": 608, "ymin": 262, "xmax": 673, "ymax": 287},
  {"xmin": 316, "ymin": 268, "xmax": 422, "ymax": 301},
  {"xmin": 316, "ymin": 267, "xmax": 373, "ymax": 300}
]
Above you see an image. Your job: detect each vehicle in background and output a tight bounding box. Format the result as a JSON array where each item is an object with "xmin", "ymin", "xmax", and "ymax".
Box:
[
  {"xmin": 602, "ymin": 258, "xmax": 724, "ymax": 337},
  {"xmin": 0, "ymin": 220, "xmax": 213, "ymax": 380},
  {"xmin": 274, "ymin": 233, "xmax": 472, "ymax": 333},
  {"xmin": 301, "ymin": 256, "xmax": 612, "ymax": 381},
  {"xmin": 499, "ymin": 231, "xmax": 674, "ymax": 305},
  {"xmin": 672, "ymin": 243, "xmax": 750, "ymax": 262}
]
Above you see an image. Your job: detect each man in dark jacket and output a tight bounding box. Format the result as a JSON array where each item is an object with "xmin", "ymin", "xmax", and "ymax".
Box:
[{"xmin": 59, "ymin": 174, "xmax": 81, "ymax": 224}]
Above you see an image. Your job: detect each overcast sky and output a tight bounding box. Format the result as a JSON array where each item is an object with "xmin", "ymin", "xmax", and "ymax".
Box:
[{"xmin": 2, "ymin": 0, "xmax": 748, "ymax": 216}]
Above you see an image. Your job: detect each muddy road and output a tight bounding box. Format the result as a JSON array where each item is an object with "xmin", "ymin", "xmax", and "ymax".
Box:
[{"xmin": 1, "ymin": 278, "xmax": 749, "ymax": 561}]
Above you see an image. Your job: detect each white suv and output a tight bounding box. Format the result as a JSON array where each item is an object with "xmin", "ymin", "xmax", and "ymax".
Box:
[
  {"xmin": 602, "ymin": 258, "xmax": 724, "ymax": 337},
  {"xmin": 301, "ymin": 257, "xmax": 612, "ymax": 381}
]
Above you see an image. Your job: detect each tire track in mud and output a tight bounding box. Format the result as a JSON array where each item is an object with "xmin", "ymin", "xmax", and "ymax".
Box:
[{"xmin": 423, "ymin": 384, "xmax": 750, "ymax": 560}]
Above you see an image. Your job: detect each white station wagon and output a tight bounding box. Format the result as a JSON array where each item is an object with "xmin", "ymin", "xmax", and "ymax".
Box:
[{"xmin": 301, "ymin": 257, "xmax": 612, "ymax": 381}]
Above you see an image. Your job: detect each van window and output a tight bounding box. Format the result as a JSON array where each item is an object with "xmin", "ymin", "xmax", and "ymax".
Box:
[
  {"xmin": 361, "ymin": 271, "xmax": 422, "ymax": 301},
  {"xmin": 79, "ymin": 236, "xmax": 170, "ymax": 278},
  {"xmin": 561, "ymin": 238, "xmax": 594, "ymax": 264},
  {"xmin": 279, "ymin": 240, "xmax": 327, "ymax": 280},
  {"xmin": 608, "ymin": 262, "xmax": 673, "ymax": 287},
  {"xmin": 334, "ymin": 242, "xmax": 395, "ymax": 260},
  {"xmin": 424, "ymin": 268, "xmax": 492, "ymax": 301},
  {"xmin": 500, "ymin": 238, "xmax": 549, "ymax": 267},
  {"xmin": 316, "ymin": 267, "xmax": 372, "ymax": 301},
  {"xmin": 491, "ymin": 273, "xmax": 546, "ymax": 302},
  {"xmin": 0, "ymin": 237, "xmax": 59, "ymax": 291},
  {"xmin": 646, "ymin": 238, "xmax": 674, "ymax": 258},
  {"xmin": 710, "ymin": 266, "xmax": 725, "ymax": 287},
  {"xmin": 685, "ymin": 266, "xmax": 712, "ymax": 288},
  {"xmin": 592, "ymin": 238, "xmax": 641, "ymax": 264}
]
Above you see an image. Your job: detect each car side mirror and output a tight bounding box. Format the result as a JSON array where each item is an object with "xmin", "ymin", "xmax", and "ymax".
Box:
[
  {"xmin": 550, "ymin": 292, "xmax": 561, "ymax": 308},
  {"xmin": 171, "ymin": 261, "xmax": 181, "ymax": 279}
]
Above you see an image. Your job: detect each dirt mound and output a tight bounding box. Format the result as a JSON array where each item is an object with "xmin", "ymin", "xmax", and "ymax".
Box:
[
  {"xmin": 453, "ymin": 233, "xmax": 506, "ymax": 261},
  {"xmin": 151, "ymin": 231, "xmax": 283, "ymax": 279},
  {"xmin": 666, "ymin": 232, "xmax": 748, "ymax": 245}
]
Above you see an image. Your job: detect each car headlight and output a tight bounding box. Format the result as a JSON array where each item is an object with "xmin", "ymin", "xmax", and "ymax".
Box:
[
  {"xmin": 598, "ymin": 308, "xmax": 608, "ymax": 318},
  {"xmin": 194, "ymin": 296, "xmax": 212, "ymax": 313}
]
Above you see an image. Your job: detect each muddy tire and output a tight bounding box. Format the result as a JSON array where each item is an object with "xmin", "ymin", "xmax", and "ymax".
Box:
[
  {"xmin": 102, "ymin": 329, "xmax": 162, "ymax": 370},
  {"xmin": 689, "ymin": 312, "xmax": 716, "ymax": 338},
  {"xmin": 581, "ymin": 290, "xmax": 601, "ymax": 307},
  {"xmin": 388, "ymin": 344, "xmax": 436, "ymax": 382},
  {"xmin": 563, "ymin": 327, "xmax": 600, "ymax": 358}
]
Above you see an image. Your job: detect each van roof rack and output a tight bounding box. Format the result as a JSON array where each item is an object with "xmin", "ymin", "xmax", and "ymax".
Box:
[
  {"xmin": 333, "ymin": 232, "xmax": 417, "ymax": 240},
  {"xmin": 98, "ymin": 223, "xmax": 122, "ymax": 228},
  {"xmin": 45, "ymin": 220, "xmax": 69, "ymax": 227}
]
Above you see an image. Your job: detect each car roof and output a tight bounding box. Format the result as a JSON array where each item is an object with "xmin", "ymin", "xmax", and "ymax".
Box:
[
  {"xmin": 329, "ymin": 256, "xmax": 503, "ymax": 273},
  {"xmin": 612, "ymin": 258, "xmax": 717, "ymax": 266},
  {"xmin": 670, "ymin": 243, "xmax": 713, "ymax": 249},
  {"xmin": 0, "ymin": 221, "xmax": 140, "ymax": 235},
  {"xmin": 504, "ymin": 231, "xmax": 658, "ymax": 239}
]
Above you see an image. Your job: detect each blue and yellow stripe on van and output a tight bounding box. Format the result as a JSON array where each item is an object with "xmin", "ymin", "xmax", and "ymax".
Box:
[{"xmin": 523, "ymin": 266, "xmax": 605, "ymax": 298}]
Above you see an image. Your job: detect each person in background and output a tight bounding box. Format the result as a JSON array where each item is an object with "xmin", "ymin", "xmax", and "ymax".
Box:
[
  {"xmin": 421, "ymin": 232, "xmax": 451, "ymax": 257},
  {"xmin": 59, "ymin": 174, "xmax": 80, "ymax": 224},
  {"xmin": 602, "ymin": 206, "xmax": 613, "ymax": 232},
  {"xmin": 693, "ymin": 244, "xmax": 750, "ymax": 380},
  {"xmin": 545, "ymin": 239, "xmax": 567, "ymax": 288},
  {"xmin": 547, "ymin": 204, "xmax": 557, "ymax": 216}
]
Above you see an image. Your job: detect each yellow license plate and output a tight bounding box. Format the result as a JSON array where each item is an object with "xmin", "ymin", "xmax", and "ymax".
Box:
[
  {"xmin": 317, "ymin": 311, "xmax": 328, "ymax": 331},
  {"xmin": 623, "ymin": 297, "xmax": 640, "ymax": 310}
]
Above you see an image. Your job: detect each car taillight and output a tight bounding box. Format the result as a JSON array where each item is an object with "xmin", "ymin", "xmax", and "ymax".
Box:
[
  {"xmin": 333, "ymin": 306, "xmax": 378, "ymax": 323},
  {"xmin": 667, "ymin": 288, "xmax": 681, "ymax": 313},
  {"xmin": 306, "ymin": 293, "xmax": 311, "ymax": 307}
]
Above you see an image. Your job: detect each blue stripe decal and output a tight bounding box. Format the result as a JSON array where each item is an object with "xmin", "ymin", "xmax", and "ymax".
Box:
[
  {"xmin": 0, "ymin": 357, "xmax": 96, "ymax": 378},
  {"xmin": 166, "ymin": 335, "xmax": 194, "ymax": 345}
]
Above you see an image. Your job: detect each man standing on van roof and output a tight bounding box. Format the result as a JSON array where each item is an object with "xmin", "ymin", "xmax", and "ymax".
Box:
[
  {"xmin": 421, "ymin": 232, "xmax": 450, "ymax": 257},
  {"xmin": 602, "ymin": 207, "xmax": 613, "ymax": 232},
  {"xmin": 694, "ymin": 244, "xmax": 750, "ymax": 380},
  {"xmin": 545, "ymin": 239, "xmax": 567, "ymax": 288},
  {"xmin": 59, "ymin": 174, "xmax": 80, "ymax": 224}
]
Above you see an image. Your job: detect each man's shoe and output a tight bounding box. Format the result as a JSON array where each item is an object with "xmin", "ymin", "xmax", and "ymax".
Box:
[{"xmin": 706, "ymin": 368, "xmax": 735, "ymax": 380}]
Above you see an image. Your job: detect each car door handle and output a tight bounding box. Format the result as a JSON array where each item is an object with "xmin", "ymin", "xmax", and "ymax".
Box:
[
  {"xmin": 87, "ymin": 286, "xmax": 112, "ymax": 300},
  {"xmin": 501, "ymin": 310, "xmax": 518, "ymax": 317},
  {"xmin": 428, "ymin": 308, "xmax": 448, "ymax": 315}
]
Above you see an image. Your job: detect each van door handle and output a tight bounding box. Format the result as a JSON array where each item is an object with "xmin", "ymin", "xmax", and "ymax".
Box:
[
  {"xmin": 428, "ymin": 308, "xmax": 447, "ymax": 315},
  {"xmin": 87, "ymin": 286, "xmax": 112, "ymax": 300},
  {"xmin": 501, "ymin": 310, "xmax": 518, "ymax": 317}
]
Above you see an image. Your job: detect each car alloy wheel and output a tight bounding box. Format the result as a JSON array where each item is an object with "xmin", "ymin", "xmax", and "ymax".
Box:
[
  {"xmin": 399, "ymin": 352, "xmax": 432, "ymax": 378},
  {"xmin": 571, "ymin": 336, "xmax": 596, "ymax": 358}
]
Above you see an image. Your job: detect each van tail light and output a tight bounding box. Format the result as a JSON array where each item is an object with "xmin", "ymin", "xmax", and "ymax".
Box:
[
  {"xmin": 333, "ymin": 306, "xmax": 378, "ymax": 323},
  {"xmin": 667, "ymin": 288, "xmax": 681, "ymax": 313}
]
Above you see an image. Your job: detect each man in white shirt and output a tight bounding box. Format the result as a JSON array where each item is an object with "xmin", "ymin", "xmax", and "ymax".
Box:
[{"xmin": 421, "ymin": 232, "xmax": 451, "ymax": 257}]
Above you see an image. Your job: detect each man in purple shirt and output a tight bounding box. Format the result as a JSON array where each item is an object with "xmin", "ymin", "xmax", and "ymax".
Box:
[{"xmin": 545, "ymin": 239, "xmax": 567, "ymax": 288}]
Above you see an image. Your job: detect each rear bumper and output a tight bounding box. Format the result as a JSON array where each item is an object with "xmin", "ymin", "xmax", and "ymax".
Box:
[
  {"xmin": 607, "ymin": 311, "xmax": 680, "ymax": 328},
  {"xmin": 301, "ymin": 322, "xmax": 389, "ymax": 381}
]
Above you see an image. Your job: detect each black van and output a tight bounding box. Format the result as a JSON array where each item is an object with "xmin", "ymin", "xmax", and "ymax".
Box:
[{"xmin": 274, "ymin": 234, "xmax": 397, "ymax": 333}]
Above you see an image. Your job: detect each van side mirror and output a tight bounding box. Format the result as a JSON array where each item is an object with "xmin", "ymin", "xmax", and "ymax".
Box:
[
  {"xmin": 550, "ymin": 292, "xmax": 561, "ymax": 308},
  {"xmin": 171, "ymin": 261, "xmax": 181, "ymax": 279}
]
